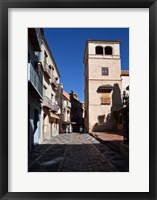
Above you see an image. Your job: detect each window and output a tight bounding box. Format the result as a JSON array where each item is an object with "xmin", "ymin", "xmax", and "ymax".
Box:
[
  {"xmin": 102, "ymin": 67, "xmax": 109, "ymax": 76},
  {"xmin": 95, "ymin": 46, "xmax": 103, "ymax": 55},
  {"xmin": 101, "ymin": 93, "xmax": 110, "ymax": 104},
  {"xmin": 119, "ymin": 114, "xmax": 123, "ymax": 124},
  {"xmin": 43, "ymin": 85, "xmax": 47, "ymax": 96},
  {"xmin": 35, "ymin": 62, "xmax": 43, "ymax": 79},
  {"xmin": 44, "ymin": 51, "xmax": 48, "ymax": 62},
  {"xmin": 105, "ymin": 46, "xmax": 112, "ymax": 55}
]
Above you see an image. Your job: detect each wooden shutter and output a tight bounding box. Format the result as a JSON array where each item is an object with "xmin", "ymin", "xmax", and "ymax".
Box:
[{"xmin": 101, "ymin": 92, "xmax": 110, "ymax": 104}]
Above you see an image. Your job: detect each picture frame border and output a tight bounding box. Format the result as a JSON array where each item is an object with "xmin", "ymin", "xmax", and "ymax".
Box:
[{"xmin": 0, "ymin": 0, "xmax": 156, "ymax": 199}]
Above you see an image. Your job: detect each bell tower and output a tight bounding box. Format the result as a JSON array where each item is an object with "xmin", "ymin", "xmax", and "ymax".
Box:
[{"xmin": 84, "ymin": 40, "xmax": 122, "ymax": 132}]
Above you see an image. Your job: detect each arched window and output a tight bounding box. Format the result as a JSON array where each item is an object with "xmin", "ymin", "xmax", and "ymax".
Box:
[
  {"xmin": 105, "ymin": 46, "xmax": 113, "ymax": 55},
  {"xmin": 95, "ymin": 46, "xmax": 103, "ymax": 55}
]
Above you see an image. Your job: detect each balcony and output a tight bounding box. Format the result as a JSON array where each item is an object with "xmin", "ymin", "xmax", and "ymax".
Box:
[
  {"xmin": 51, "ymin": 75, "xmax": 57, "ymax": 86},
  {"xmin": 67, "ymin": 101, "xmax": 71, "ymax": 108},
  {"xmin": 43, "ymin": 62, "xmax": 51, "ymax": 78},
  {"xmin": 63, "ymin": 100, "xmax": 71, "ymax": 109},
  {"xmin": 43, "ymin": 96, "xmax": 52, "ymax": 109},
  {"xmin": 52, "ymin": 102, "xmax": 59, "ymax": 112},
  {"xmin": 28, "ymin": 62, "xmax": 43, "ymax": 99},
  {"xmin": 43, "ymin": 96, "xmax": 59, "ymax": 112}
]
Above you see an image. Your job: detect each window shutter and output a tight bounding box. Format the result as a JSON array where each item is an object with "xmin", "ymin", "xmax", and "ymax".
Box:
[{"xmin": 101, "ymin": 93, "xmax": 110, "ymax": 104}]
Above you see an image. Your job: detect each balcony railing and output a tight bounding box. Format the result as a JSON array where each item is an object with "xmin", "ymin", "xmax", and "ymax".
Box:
[
  {"xmin": 28, "ymin": 62, "xmax": 43, "ymax": 98},
  {"xmin": 51, "ymin": 75, "xmax": 57, "ymax": 86},
  {"xmin": 43, "ymin": 96, "xmax": 52, "ymax": 109},
  {"xmin": 43, "ymin": 62, "xmax": 51, "ymax": 78}
]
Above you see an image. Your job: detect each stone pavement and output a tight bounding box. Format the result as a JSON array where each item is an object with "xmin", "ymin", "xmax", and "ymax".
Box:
[
  {"xmin": 90, "ymin": 131, "xmax": 129, "ymax": 159},
  {"xmin": 28, "ymin": 133, "xmax": 129, "ymax": 172}
]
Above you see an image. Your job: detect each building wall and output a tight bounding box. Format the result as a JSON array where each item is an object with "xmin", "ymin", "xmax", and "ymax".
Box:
[
  {"xmin": 41, "ymin": 40, "xmax": 60, "ymax": 102},
  {"xmin": 28, "ymin": 38, "xmax": 37, "ymax": 62},
  {"xmin": 28, "ymin": 28, "xmax": 43, "ymax": 151},
  {"xmin": 70, "ymin": 92, "xmax": 84, "ymax": 132},
  {"xmin": 62, "ymin": 96, "xmax": 72, "ymax": 133},
  {"xmin": 88, "ymin": 81, "xmax": 122, "ymax": 132},
  {"xmin": 41, "ymin": 38, "xmax": 60, "ymax": 140},
  {"xmin": 28, "ymin": 95, "xmax": 42, "ymax": 150},
  {"xmin": 121, "ymin": 75, "xmax": 129, "ymax": 94},
  {"xmin": 63, "ymin": 100, "xmax": 71, "ymax": 122},
  {"xmin": 84, "ymin": 62, "xmax": 89, "ymax": 132},
  {"xmin": 42, "ymin": 113, "xmax": 59, "ymax": 138}
]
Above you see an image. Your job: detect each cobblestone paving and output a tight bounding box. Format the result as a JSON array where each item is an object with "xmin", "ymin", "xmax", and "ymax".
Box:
[
  {"xmin": 28, "ymin": 133, "xmax": 129, "ymax": 172},
  {"xmin": 84, "ymin": 134, "xmax": 129, "ymax": 172}
]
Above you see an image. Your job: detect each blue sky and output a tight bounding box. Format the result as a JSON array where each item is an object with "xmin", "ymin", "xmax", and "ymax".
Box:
[{"xmin": 44, "ymin": 28, "xmax": 129, "ymax": 102}]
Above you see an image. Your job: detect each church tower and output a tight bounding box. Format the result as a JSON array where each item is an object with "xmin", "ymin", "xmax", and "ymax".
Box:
[{"xmin": 84, "ymin": 40, "xmax": 122, "ymax": 132}]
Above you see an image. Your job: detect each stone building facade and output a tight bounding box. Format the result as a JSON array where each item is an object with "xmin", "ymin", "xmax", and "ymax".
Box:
[{"xmin": 84, "ymin": 40, "xmax": 125, "ymax": 133}]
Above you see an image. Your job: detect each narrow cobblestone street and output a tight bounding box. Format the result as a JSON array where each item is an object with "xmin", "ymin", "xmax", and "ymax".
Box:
[{"xmin": 28, "ymin": 133, "xmax": 129, "ymax": 172}]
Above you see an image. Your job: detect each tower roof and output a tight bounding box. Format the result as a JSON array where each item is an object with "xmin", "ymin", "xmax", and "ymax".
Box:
[
  {"xmin": 87, "ymin": 40, "xmax": 121, "ymax": 43},
  {"xmin": 121, "ymin": 70, "xmax": 129, "ymax": 76}
]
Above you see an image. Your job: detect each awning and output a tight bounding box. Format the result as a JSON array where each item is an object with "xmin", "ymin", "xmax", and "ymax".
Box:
[
  {"xmin": 97, "ymin": 84, "xmax": 114, "ymax": 92},
  {"xmin": 50, "ymin": 112, "xmax": 60, "ymax": 119},
  {"xmin": 63, "ymin": 121, "xmax": 72, "ymax": 124},
  {"xmin": 71, "ymin": 122, "xmax": 76, "ymax": 124}
]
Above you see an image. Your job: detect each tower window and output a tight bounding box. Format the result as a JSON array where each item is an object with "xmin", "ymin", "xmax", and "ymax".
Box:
[
  {"xmin": 105, "ymin": 46, "xmax": 113, "ymax": 55},
  {"xmin": 95, "ymin": 46, "xmax": 103, "ymax": 55},
  {"xmin": 102, "ymin": 67, "xmax": 109, "ymax": 76}
]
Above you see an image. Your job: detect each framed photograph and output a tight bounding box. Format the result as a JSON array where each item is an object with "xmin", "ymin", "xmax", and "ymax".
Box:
[{"xmin": 0, "ymin": 0, "xmax": 156, "ymax": 199}]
